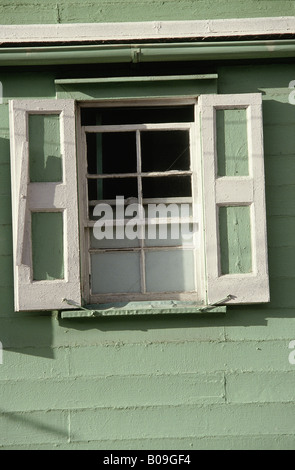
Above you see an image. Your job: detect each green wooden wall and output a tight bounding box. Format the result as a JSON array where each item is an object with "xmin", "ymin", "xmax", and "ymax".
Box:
[{"xmin": 1, "ymin": 0, "xmax": 295, "ymax": 450}]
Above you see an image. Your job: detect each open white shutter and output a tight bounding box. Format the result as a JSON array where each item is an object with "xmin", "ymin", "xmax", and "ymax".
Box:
[
  {"xmin": 9, "ymin": 99, "xmax": 81, "ymax": 311},
  {"xmin": 199, "ymin": 93, "xmax": 269, "ymax": 305}
]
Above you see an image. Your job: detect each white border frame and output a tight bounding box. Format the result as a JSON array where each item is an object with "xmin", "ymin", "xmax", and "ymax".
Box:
[{"xmin": 1, "ymin": 17, "xmax": 295, "ymax": 43}]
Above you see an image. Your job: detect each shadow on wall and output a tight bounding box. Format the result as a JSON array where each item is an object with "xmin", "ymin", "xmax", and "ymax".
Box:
[
  {"xmin": 56, "ymin": 306, "xmax": 268, "ymax": 333},
  {"xmin": 0, "ymin": 407, "xmax": 69, "ymax": 443},
  {"xmin": 0, "ymin": 312, "xmax": 55, "ymax": 359}
]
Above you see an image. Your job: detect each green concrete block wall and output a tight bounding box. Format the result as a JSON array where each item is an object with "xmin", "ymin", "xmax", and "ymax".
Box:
[
  {"xmin": 0, "ymin": 59, "xmax": 295, "ymax": 450},
  {"xmin": 0, "ymin": 0, "xmax": 295, "ymax": 450},
  {"xmin": 0, "ymin": 0, "xmax": 294, "ymax": 24}
]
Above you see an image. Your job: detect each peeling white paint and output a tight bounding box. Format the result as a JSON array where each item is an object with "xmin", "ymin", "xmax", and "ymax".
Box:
[{"xmin": 0, "ymin": 17, "xmax": 295, "ymax": 44}]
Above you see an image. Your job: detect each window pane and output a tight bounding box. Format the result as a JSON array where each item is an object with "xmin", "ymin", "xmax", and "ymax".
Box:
[
  {"xmin": 142, "ymin": 176, "xmax": 192, "ymax": 198},
  {"xmin": 90, "ymin": 226, "xmax": 140, "ymax": 249},
  {"xmin": 216, "ymin": 108, "xmax": 249, "ymax": 176},
  {"xmin": 31, "ymin": 212, "xmax": 64, "ymax": 280},
  {"xmin": 29, "ymin": 114, "xmax": 62, "ymax": 182},
  {"xmin": 145, "ymin": 249, "xmax": 195, "ymax": 292},
  {"xmin": 89, "ymin": 199, "xmax": 139, "ymax": 220},
  {"xmin": 91, "ymin": 252, "xmax": 141, "ymax": 294},
  {"xmin": 144, "ymin": 202, "xmax": 194, "ymax": 246},
  {"xmin": 145, "ymin": 223, "xmax": 194, "ymax": 247},
  {"xmin": 141, "ymin": 130, "xmax": 190, "ymax": 172},
  {"xmin": 88, "ymin": 177, "xmax": 138, "ymax": 201},
  {"xmin": 86, "ymin": 132, "xmax": 137, "ymax": 175}
]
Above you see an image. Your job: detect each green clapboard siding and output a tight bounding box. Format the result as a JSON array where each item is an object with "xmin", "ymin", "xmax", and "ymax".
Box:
[
  {"xmin": 216, "ymin": 108, "xmax": 249, "ymax": 177},
  {"xmin": 219, "ymin": 206, "xmax": 252, "ymax": 274},
  {"xmin": 29, "ymin": 114, "xmax": 62, "ymax": 182},
  {"xmin": 31, "ymin": 212, "xmax": 64, "ymax": 280}
]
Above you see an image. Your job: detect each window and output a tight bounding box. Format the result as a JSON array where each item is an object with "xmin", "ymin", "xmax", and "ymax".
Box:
[
  {"xmin": 9, "ymin": 93, "xmax": 269, "ymax": 312},
  {"xmin": 79, "ymin": 101, "xmax": 203, "ymax": 304}
]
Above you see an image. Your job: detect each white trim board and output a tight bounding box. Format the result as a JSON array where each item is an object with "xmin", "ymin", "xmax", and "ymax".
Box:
[{"xmin": 1, "ymin": 17, "xmax": 295, "ymax": 44}]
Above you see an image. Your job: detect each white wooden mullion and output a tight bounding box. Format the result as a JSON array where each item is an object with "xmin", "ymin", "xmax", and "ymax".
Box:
[
  {"xmin": 247, "ymin": 102, "xmax": 269, "ymax": 278},
  {"xmin": 79, "ymin": 123, "xmax": 91, "ymax": 303},
  {"xmin": 88, "ymin": 196, "xmax": 193, "ymax": 206},
  {"xmin": 83, "ymin": 122, "xmax": 191, "ymax": 133},
  {"xmin": 200, "ymin": 100, "xmax": 220, "ymax": 284},
  {"xmin": 87, "ymin": 170, "xmax": 192, "ymax": 178},
  {"xmin": 89, "ymin": 245, "xmax": 194, "ymax": 253},
  {"xmin": 189, "ymin": 117, "xmax": 200, "ymax": 297},
  {"xmin": 136, "ymin": 130, "xmax": 146, "ymax": 294},
  {"xmin": 80, "ymin": 129, "xmax": 90, "ymax": 225}
]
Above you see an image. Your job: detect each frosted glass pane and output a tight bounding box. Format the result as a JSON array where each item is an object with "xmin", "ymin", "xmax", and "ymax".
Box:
[
  {"xmin": 90, "ymin": 230, "xmax": 140, "ymax": 249},
  {"xmin": 145, "ymin": 250, "xmax": 195, "ymax": 293},
  {"xmin": 144, "ymin": 202, "xmax": 195, "ymax": 246},
  {"xmin": 145, "ymin": 223, "xmax": 195, "ymax": 247},
  {"xmin": 91, "ymin": 252, "xmax": 141, "ymax": 294}
]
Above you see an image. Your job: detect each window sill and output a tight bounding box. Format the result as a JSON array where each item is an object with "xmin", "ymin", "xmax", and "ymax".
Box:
[{"xmin": 60, "ymin": 301, "xmax": 226, "ymax": 318}]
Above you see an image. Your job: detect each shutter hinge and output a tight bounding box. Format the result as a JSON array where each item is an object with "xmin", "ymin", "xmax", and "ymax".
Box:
[{"xmin": 200, "ymin": 294, "xmax": 233, "ymax": 311}]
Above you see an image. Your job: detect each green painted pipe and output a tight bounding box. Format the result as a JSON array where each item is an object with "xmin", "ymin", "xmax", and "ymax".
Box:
[
  {"xmin": 140, "ymin": 41, "xmax": 295, "ymax": 62},
  {"xmin": 0, "ymin": 46, "xmax": 132, "ymax": 65},
  {"xmin": 0, "ymin": 40, "xmax": 295, "ymax": 65}
]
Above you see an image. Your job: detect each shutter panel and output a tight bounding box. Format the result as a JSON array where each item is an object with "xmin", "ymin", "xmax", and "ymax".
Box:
[
  {"xmin": 199, "ymin": 93, "xmax": 269, "ymax": 304},
  {"xmin": 9, "ymin": 99, "xmax": 81, "ymax": 311}
]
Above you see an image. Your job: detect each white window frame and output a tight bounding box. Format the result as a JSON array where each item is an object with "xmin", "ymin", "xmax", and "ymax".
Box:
[
  {"xmin": 77, "ymin": 98, "xmax": 205, "ymax": 304},
  {"xmin": 9, "ymin": 93, "xmax": 269, "ymax": 311}
]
